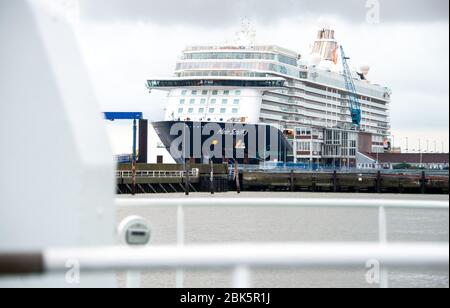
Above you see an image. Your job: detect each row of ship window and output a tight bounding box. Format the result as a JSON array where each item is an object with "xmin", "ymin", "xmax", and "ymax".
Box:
[
  {"xmin": 179, "ymin": 98, "xmax": 240, "ymax": 105},
  {"xmin": 181, "ymin": 89, "xmax": 241, "ymax": 96},
  {"xmin": 177, "ymin": 62, "xmax": 299, "ymax": 78},
  {"xmin": 182, "ymin": 52, "xmax": 298, "ymax": 67},
  {"xmin": 177, "ymin": 71, "xmax": 270, "ymax": 78},
  {"xmin": 177, "ymin": 107, "xmax": 239, "ymax": 115}
]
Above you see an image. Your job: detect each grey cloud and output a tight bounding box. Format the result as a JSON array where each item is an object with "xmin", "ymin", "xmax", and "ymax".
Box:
[{"xmin": 80, "ymin": 0, "xmax": 449, "ymax": 26}]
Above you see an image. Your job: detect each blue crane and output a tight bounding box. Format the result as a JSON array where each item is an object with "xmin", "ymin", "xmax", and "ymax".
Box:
[{"xmin": 340, "ymin": 46, "xmax": 362, "ymax": 128}]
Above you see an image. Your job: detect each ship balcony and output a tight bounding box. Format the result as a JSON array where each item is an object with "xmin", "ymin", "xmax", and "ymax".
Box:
[{"xmin": 261, "ymin": 105, "xmax": 288, "ymax": 113}]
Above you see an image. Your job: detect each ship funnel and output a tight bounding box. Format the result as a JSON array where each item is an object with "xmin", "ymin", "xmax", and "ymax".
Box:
[{"xmin": 311, "ymin": 27, "xmax": 339, "ymax": 64}]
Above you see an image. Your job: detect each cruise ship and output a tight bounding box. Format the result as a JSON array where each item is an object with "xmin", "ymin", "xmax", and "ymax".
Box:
[{"xmin": 147, "ymin": 25, "xmax": 392, "ymax": 167}]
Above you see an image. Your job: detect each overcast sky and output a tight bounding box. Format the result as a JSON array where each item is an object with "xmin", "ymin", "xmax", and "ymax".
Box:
[{"xmin": 71, "ymin": 0, "xmax": 449, "ymax": 153}]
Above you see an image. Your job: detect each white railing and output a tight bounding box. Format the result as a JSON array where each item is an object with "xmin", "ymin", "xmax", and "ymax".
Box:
[
  {"xmin": 43, "ymin": 243, "xmax": 448, "ymax": 287},
  {"xmin": 117, "ymin": 169, "xmax": 199, "ymax": 179},
  {"xmin": 113, "ymin": 198, "xmax": 448, "ymax": 288},
  {"xmin": 4, "ymin": 198, "xmax": 448, "ymax": 288}
]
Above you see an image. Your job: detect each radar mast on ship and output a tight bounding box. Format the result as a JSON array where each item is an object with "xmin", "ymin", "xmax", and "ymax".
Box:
[{"xmin": 234, "ymin": 17, "xmax": 257, "ymax": 46}]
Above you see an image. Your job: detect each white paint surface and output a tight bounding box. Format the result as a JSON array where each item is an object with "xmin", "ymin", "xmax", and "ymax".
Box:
[{"xmin": 0, "ymin": 0, "xmax": 115, "ymax": 287}]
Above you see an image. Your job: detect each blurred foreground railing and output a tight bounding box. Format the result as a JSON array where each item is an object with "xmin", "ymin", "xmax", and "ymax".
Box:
[
  {"xmin": 117, "ymin": 198, "xmax": 449, "ymax": 288},
  {"xmin": 0, "ymin": 198, "xmax": 448, "ymax": 288}
]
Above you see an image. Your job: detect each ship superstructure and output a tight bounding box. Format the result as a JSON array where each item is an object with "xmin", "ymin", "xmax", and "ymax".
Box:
[{"xmin": 147, "ymin": 26, "xmax": 392, "ymax": 167}]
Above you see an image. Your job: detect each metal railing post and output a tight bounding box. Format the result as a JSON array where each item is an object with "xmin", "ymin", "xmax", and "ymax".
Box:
[
  {"xmin": 232, "ymin": 266, "xmax": 251, "ymax": 288},
  {"xmin": 378, "ymin": 206, "xmax": 389, "ymax": 288},
  {"xmin": 376, "ymin": 171, "xmax": 382, "ymax": 193},
  {"xmin": 290, "ymin": 170, "xmax": 295, "ymax": 192},
  {"xmin": 126, "ymin": 271, "xmax": 141, "ymax": 288},
  {"xmin": 176, "ymin": 205, "xmax": 185, "ymax": 288},
  {"xmin": 378, "ymin": 206, "xmax": 388, "ymax": 243},
  {"xmin": 333, "ymin": 170, "xmax": 337, "ymax": 192},
  {"xmin": 421, "ymin": 171, "xmax": 427, "ymax": 194}
]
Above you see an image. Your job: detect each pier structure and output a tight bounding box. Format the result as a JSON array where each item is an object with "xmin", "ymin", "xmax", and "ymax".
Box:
[{"xmin": 115, "ymin": 164, "xmax": 449, "ymax": 195}]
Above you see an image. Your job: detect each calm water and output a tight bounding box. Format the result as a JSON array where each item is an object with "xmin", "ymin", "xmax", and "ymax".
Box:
[{"xmin": 117, "ymin": 192, "xmax": 449, "ymax": 288}]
